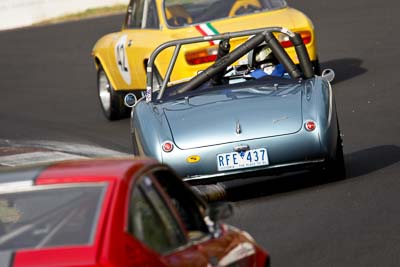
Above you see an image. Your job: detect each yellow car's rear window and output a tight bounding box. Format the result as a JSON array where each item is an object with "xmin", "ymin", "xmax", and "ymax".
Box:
[{"xmin": 164, "ymin": 0, "xmax": 287, "ymax": 27}]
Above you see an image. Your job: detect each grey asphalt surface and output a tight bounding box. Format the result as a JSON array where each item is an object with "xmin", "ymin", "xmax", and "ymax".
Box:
[{"xmin": 1, "ymin": 0, "xmax": 400, "ymax": 266}]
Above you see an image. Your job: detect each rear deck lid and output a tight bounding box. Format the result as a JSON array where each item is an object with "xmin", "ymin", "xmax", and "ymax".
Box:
[{"xmin": 163, "ymin": 82, "xmax": 304, "ymax": 150}]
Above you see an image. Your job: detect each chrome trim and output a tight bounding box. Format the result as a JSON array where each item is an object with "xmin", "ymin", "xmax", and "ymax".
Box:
[
  {"xmin": 233, "ymin": 144, "xmax": 249, "ymax": 152},
  {"xmin": 235, "ymin": 120, "xmax": 242, "ymax": 135}
]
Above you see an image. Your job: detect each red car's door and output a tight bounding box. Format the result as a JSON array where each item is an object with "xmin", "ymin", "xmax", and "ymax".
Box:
[
  {"xmin": 126, "ymin": 174, "xmax": 209, "ymax": 267},
  {"xmin": 150, "ymin": 167, "xmax": 264, "ymax": 267}
]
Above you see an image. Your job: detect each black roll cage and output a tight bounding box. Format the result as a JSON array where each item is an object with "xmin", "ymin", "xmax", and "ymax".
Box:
[{"xmin": 145, "ymin": 27, "xmax": 313, "ymax": 103}]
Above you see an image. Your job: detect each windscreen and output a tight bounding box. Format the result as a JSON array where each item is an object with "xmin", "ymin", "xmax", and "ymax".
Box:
[
  {"xmin": 0, "ymin": 184, "xmax": 106, "ymax": 251},
  {"xmin": 164, "ymin": 0, "xmax": 287, "ymax": 27}
]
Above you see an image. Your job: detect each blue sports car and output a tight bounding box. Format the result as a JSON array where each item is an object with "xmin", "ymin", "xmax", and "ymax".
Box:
[{"xmin": 125, "ymin": 27, "xmax": 345, "ymax": 184}]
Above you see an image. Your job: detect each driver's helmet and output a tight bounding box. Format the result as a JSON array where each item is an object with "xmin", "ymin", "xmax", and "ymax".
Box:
[{"xmin": 248, "ymin": 44, "xmax": 279, "ymax": 69}]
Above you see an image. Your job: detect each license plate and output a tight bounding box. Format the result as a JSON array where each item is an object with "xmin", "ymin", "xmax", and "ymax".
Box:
[{"xmin": 217, "ymin": 148, "xmax": 269, "ymax": 171}]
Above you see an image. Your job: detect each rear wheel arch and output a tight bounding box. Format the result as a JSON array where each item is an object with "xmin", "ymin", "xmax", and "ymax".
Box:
[
  {"xmin": 94, "ymin": 56, "xmax": 119, "ymax": 90},
  {"xmin": 97, "ymin": 63, "xmax": 130, "ymax": 120},
  {"xmin": 94, "ymin": 57, "xmax": 101, "ymax": 69}
]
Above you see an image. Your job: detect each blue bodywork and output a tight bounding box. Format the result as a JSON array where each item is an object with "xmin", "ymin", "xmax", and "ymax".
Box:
[{"xmin": 129, "ymin": 27, "xmax": 344, "ymax": 183}]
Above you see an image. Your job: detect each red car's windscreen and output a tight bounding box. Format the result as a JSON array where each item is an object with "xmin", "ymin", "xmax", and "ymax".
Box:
[{"xmin": 0, "ymin": 183, "xmax": 106, "ymax": 251}]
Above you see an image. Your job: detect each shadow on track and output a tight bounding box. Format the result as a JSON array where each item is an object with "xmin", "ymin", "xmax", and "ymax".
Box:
[
  {"xmin": 321, "ymin": 58, "xmax": 367, "ymax": 84},
  {"xmin": 222, "ymin": 145, "xmax": 400, "ymax": 202},
  {"xmin": 345, "ymin": 145, "xmax": 400, "ymax": 178}
]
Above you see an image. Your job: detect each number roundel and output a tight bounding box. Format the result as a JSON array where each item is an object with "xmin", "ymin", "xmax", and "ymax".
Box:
[{"xmin": 114, "ymin": 34, "xmax": 131, "ymax": 85}]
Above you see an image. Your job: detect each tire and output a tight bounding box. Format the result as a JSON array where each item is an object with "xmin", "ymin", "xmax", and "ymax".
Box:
[
  {"xmin": 97, "ymin": 65, "xmax": 130, "ymax": 120},
  {"xmin": 325, "ymin": 129, "xmax": 346, "ymax": 181}
]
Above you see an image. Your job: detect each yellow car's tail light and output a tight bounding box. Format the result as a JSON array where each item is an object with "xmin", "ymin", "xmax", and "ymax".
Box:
[
  {"xmin": 278, "ymin": 31, "xmax": 312, "ymax": 48},
  {"xmin": 185, "ymin": 46, "xmax": 218, "ymax": 65},
  {"xmin": 185, "ymin": 31, "xmax": 312, "ymax": 65}
]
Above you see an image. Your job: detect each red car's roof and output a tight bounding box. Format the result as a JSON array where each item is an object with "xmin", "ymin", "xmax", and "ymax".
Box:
[{"xmin": 0, "ymin": 157, "xmax": 158, "ymax": 186}]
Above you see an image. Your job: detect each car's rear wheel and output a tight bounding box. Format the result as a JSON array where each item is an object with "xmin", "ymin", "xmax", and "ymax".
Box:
[
  {"xmin": 325, "ymin": 129, "xmax": 346, "ymax": 180},
  {"xmin": 97, "ymin": 65, "xmax": 129, "ymax": 120}
]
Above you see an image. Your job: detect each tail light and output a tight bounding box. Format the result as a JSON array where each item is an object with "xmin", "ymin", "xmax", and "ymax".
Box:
[
  {"xmin": 185, "ymin": 31, "xmax": 312, "ymax": 65},
  {"xmin": 162, "ymin": 141, "xmax": 174, "ymax": 152},
  {"xmin": 185, "ymin": 46, "xmax": 218, "ymax": 65},
  {"xmin": 304, "ymin": 120, "xmax": 316, "ymax": 131},
  {"xmin": 278, "ymin": 31, "xmax": 312, "ymax": 48}
]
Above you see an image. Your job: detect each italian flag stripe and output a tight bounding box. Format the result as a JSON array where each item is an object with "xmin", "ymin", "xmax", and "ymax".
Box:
[
  {"xmin": 206, "ymin": 23, "xmax": 219, "ymax": 35},
  {"xmin": 195, "ymin": 23, "xmax": 220, "ymax": 45}
]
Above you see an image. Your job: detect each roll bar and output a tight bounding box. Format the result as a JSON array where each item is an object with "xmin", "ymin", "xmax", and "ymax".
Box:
[{"xmin": 145, "ymin": 27, "xmax": 313, "ymax": 102}]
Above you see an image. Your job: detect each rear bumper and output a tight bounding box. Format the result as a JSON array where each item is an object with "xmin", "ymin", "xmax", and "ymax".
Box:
[
  {"xmin": 161, "ymin": 128, "xmax": 328, "ymax": 183},
  {"xmin": 184, "ymin": 158, "xmax": 325, "ymax": 184}
]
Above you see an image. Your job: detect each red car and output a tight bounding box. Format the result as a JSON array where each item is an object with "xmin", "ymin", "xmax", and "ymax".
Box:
[{"xmin": 0, "ymin": 157, "xmax": 269, "ymax": 267}]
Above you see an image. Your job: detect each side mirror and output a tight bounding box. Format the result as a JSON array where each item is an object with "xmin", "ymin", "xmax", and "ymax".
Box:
[
  {"xmin": 321, "ymin": 68, "xmax": 335, "ymax": 83},
  {"xmin": 208, "ymin": 201, "xmax": 234, "ymax": 222},
  {"xmin": 124, "ymin": 93, "xmax": 137, "ymax": 108}
]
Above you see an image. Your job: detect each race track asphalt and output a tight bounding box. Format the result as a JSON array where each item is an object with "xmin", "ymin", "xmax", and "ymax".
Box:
[{"xmin": 1, "ymin": 0, "xmax": 400, "ymax": 266}]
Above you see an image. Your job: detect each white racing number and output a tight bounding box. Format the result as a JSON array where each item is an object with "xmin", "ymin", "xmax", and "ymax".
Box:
[{"xmin": 114, "ymin": 34, "xmax": 131, "ymax": 85}]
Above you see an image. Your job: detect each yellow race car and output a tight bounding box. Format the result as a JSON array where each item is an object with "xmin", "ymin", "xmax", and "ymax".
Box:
[{"xmin": 92, "ymin": 0, "xmax": 319, "ymax": 120}]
